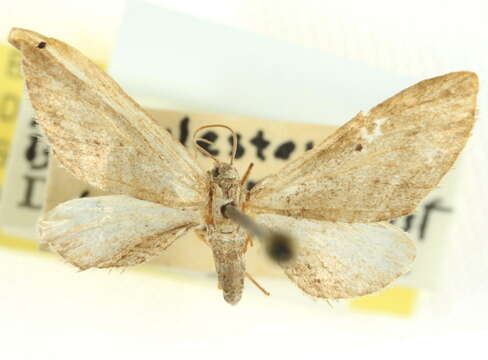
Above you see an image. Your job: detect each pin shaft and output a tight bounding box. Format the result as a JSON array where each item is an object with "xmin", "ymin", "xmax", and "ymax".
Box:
[
  {"xmin": 222, "ymin": 204, "xmax": 295, "ymax": 263},
  {"xmin": 222, "ymin": 204, "xmax": 268, "ymax": 239}
]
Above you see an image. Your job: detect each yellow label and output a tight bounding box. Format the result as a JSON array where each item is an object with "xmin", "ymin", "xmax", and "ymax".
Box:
[
  {"xmin": 0, "ymin": 44, "xmax": 23, "ymax": 186},
  {"xmin": 349, "ymin": 286, "xmax": 418, "ymax": 316},
  {"xmin": 0, "ymin": 44, "xmax": 27, "ymax": 251},
  {"xmin": 0, "ymin": 230, "xmax": 37, "ymax": 252}
]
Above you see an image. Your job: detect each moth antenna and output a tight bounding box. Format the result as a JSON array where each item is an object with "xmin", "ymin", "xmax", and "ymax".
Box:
[
  {"xmin": 194, "ymin": 138, "xmax": 214, "ymax": 146},
  {"xmin": 245, "ymin": 272, "xmax": 270, "ymax": 296},
  {"xmin": 192, "ymin": 124, "xmax": 237, "ymax": 165},
  {"xmin": 192, "ymin": 134, "xmax": 220, "ymax": 164},
  {"xmin": 221, "ymin": 203, "xmax": 296, "ymax": 263}
]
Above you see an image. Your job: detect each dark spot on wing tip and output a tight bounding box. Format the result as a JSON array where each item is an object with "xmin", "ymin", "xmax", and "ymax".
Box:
[
  {"xmin": 266, "ymin": 233, "xmax": 295, "ymax": 263},
  {"xmin": 37, "ymin": 41, "xmax": 46, "ymax": 49},
  {"xmin": 355, "ymin": 144, "xmax": 363, "ymax": 151}
]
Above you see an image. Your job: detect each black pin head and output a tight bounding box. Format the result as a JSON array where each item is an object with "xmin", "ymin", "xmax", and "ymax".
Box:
[{"xmin": 266, "ymin": 232, "xmax": 295, "ymax": 263}]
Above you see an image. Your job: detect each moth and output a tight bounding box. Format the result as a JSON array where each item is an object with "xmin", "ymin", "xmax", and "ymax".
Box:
[{"xmin": 9, "ymin": 28, "xmax": 478, "ymax": 305}]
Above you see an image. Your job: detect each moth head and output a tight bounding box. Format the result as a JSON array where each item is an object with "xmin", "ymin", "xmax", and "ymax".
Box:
[{"xmin": 211, "ymin": 163, "xmax": 239, "ymax": 183}]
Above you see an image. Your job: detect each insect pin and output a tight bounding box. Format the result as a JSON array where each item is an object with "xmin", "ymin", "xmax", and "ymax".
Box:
[{"xmin": 9, "ymin": 28, "xmax": 478, "ymax": 305}]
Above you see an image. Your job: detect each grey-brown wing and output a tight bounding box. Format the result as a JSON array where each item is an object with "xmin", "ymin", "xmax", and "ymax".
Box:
[
  {"xmin": 248, "ymin": 72, "xmax": 478, "ymax": 222},
  {"xmin": 9, "ymin": 28, "xmax": 207, "ymax": 209},
  {"xmin": 256, "ymin": 214, "xmax": 415, "ymax": 299},
  {"xmin": 38, "ymin": 195, "xmax": 200, "ymax": 269}
]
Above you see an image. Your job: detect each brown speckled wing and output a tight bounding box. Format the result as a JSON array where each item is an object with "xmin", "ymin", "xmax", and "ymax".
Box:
[
  {"xmin": 256, "ymin": 214, "xmax": 415, "ymax": 299},
  {"xmin": 9, "ymin": 28, "xmax": 207, "ymax": 209},
  {"xmin": 248, "ymin": 72, "xmax": 478, "ymax": 222}
]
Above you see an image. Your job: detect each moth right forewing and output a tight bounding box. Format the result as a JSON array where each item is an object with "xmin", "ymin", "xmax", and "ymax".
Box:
[
  {"xmin": 248, "ymin": 72, "xmax": 478, "ymax": 222},
  {"xmin": 38, "ymin": 195, "xmax": 201, "ymax": 270},
  {"xmin": 255, "ymin": 214, "xmax": 416, "ymax": 299},
  {"xmin": 9, "ymin": 28, "xmax": 208, "ymax": 208}
]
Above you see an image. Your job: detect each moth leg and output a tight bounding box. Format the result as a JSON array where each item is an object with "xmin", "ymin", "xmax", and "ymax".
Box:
[
  {"xmin": 245, "ymin": 234, "xmax": 254, "ymax": 249},
  {"xmin": 240, "ymin": 162, "xmax": 254, "ymax": 187},
  {"xmin": 245, "ymin": 272, "xmax": 270, "ymax": 296},
  {"xmin": 194, "ymin": 229, "xmax": 210, "ymax": 246},
  {"xmin": 206, "ymin": 187, "xmax": 214, "ymax": 226}
]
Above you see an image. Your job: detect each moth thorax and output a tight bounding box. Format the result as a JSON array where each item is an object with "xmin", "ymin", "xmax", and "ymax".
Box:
[{"xmin": 211, "ymin": 163, "xmax": 240, "ymax": 197}]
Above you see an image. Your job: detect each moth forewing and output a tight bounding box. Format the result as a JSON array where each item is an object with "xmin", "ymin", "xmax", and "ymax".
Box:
[
  {"xmin": 38, "ymin": 195, "xmax": 201, "ymax": 270},
  {"xmin": 8, "ymin": 27, "xmax": 208, "ymax": 208},
  {"xmin": 248, "ymin": 72, "xmax": 478, "ymax": 223}
]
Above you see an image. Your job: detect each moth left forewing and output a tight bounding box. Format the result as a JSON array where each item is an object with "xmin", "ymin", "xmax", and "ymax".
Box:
[
  {"xmin": 38, "ymin": 195, "xmax": 201, "ymax": 270},
  {"xmin": 248, "ymin": 72, "xmax": 478, "ymax": 222},
  {"xmin": 256, "ymin": 214, "xmax": 415, "ymax": 299},
  {"xmin": 9, "ymin": 28, "xmax": 207, "ymax": 208}
]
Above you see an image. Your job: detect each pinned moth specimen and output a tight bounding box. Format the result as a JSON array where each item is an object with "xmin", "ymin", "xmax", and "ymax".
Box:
[{"xmin": 9, "ymin": 28, "xmax": 478, "ymax": 305}]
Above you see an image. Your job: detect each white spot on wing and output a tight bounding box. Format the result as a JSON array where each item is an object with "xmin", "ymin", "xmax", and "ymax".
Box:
[{"xmin": 360, "ymin": 118, "xmax": 386, "ymax": 143}]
